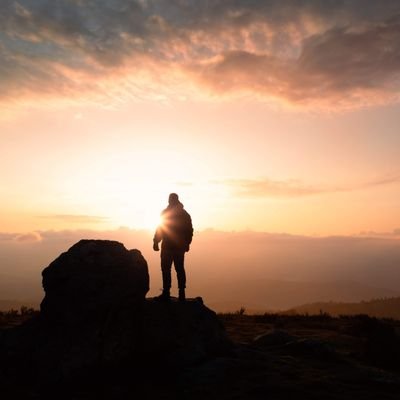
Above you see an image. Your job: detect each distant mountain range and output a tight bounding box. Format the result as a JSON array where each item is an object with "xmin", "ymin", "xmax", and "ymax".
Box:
[
  {"xmin": 205, "ymin": 279, "xmax": 399, "ymax": 312},
  {"xmin": 285, "ymin": 297, "xmax": 400, "ymax": 320}
]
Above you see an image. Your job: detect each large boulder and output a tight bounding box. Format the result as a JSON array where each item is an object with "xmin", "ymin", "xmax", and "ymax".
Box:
[
  {"xmin": 0, "ymin": 240, "xmax": 231, "ymax": 383},
  {"xmin": 40, "ymin": 239, "xmax": 149, "ymax": 323}
]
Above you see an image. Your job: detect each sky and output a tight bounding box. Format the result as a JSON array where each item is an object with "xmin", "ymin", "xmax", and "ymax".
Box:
[{"xmin": 1, "ymin": 0, "xmax": 400, "ymax": 237}]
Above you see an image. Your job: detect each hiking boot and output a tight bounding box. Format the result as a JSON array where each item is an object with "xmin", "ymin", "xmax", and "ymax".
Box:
[
  {"xmin": 155, "ymin": 290, "xmax": 170, "ymax": 302},
  {"xmin": 178, "ymin": 289, "xmax": 186, "ymax": 302}
]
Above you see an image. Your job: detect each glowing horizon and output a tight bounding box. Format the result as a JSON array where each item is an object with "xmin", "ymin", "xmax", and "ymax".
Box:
[{"xmin": 1, "ymin": 1, "xmax": 400, "ymax": 237}]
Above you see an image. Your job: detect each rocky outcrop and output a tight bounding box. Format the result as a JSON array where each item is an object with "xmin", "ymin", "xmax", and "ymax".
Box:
[
  {"xmin": 40, "ymin": 239, "xmax": 149, "ymax": 322},
  {"xmin": 140, "ymin": 297, "xmax": 230, "ymax": 366},
  {"xmin": 0, "ymin": 240, "xmax": 230, "ymax": 382}
]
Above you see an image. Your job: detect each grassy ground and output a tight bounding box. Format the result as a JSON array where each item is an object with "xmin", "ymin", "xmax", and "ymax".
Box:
[
  {"xmin": 0, "ymin": 307, "xmax": 38, "ymax": 328},
  {"xmin": 208, "ymin": 312, "xmax": 400, "ymax": 399},
  {"xmin": 1, "ymin": 309, "xmax": 400, "ymax": 399}
]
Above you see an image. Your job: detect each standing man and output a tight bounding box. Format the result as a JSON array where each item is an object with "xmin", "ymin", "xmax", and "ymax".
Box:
[{"xmin": 153, "ymin": 193, "xmax": 193, "ymax": 301}]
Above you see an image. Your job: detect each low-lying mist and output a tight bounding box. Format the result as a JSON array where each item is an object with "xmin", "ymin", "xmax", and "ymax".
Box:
[{"xmin": 0, "ymin": 228, "xmax": 399, "ymax": 311}]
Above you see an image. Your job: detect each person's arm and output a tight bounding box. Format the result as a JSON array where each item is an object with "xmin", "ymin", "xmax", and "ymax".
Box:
[
  {"xmin": 153, "ymin": 213, "xmax": 164, "ymax": 251},
  {"xmin": 153, "ymin": 228, "xmax": 161, "ymax": 251}
]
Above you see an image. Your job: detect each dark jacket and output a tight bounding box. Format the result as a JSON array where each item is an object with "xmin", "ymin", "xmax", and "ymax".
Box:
[{"xmin": 153, "ymin": 202, "xmax": 193, "ymax": 251}]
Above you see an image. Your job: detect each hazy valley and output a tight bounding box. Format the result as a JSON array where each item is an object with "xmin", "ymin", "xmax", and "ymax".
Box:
[{"xmin": 1, "ymin": 229, "xmax": 399, "ymax": 312}]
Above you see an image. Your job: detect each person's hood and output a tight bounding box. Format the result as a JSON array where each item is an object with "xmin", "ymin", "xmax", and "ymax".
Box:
[{"xmin": 167, "ymin": 201, "xmax": 184, "ymax": 210}]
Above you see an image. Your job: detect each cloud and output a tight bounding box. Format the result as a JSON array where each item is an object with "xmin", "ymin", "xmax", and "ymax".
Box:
[
  {"xmin": 220, "ymin": 178, "xmax": 325, "ymax": 198},
  {"xmin": 358, "ymin": 175, "xmax": 400, "ymax": 189},
  {"xmin": 14, "ymin": 232, "xmax": 42, "ymax": 242},
  {"xmin": 219, "ymin": 174, "xmax": 400, "ymax": 198},
  {"xmin": 38, "ymin": 214, "xmax": 109, "ymax": 224},
  {"xmin": 359, "ymin": 229, "xmax": 400, "ymax": 238},
  {"xmin": 2, "ymin": 1, "xmax": 400, "ymax": 109},
  {"xmin": 0, "ymin": 231, "xmax": 42, "ymax": 242},
  {"xmin": 189, "ymin": 16, "xmax": 400, "ymax": 107},
  {"xmin": 0, "ymin": 232, "xmax": 16, "ymax": 241}
]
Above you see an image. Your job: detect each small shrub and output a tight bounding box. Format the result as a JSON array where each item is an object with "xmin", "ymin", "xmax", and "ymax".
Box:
[{"xmin": 236, "ymin": 307, "xmax": 246, "ymax": 316}]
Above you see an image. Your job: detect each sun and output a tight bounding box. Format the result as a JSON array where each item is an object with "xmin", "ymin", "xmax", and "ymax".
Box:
[
  {"xmin": 135, "ymin": 206, "xmax": 164, "ymax": 231},
  {"xmin": 97, "ymin": 179, "xmax": 180, "ymax": 231}
]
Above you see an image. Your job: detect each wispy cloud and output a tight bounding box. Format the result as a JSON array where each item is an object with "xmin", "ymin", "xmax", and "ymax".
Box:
[
  {"xmin": 359, "ymin": 228, "xmax": 400, "ymax": 238},
  {"xmin": 0, "ymin": 231, "xmax": 42, "ymax": 242},
  {"xmin": 220, "ymin": 178, "xmax": 325, "ymax": 198},
  {"xmin": 2, "ymin": 1, "xmax": 400, "ymax": 110},
  {"xmin": 38, "ymin": 214, "xmax": 109, "ymax": 224},
  {"xmin": 0, "ymin": 232, "xmax": 17, "ymax": 241},
  {"xmin": 14, "ymin": 232, "xmax": 42, "ymax": 242},
  {"xmin": 218, "ymin": 174, "xmax": 400, "ymax": 198}
]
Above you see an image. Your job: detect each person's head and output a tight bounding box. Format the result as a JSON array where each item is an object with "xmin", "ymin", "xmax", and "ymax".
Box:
[{"xmin": 168, "ymin": 193, "xmax": 179, "ymax": 205}]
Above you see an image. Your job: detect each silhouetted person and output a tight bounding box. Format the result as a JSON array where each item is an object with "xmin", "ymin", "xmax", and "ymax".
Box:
[{"xmin": 153, "ymin": 193, "xmax": 193, "ymax": 301}]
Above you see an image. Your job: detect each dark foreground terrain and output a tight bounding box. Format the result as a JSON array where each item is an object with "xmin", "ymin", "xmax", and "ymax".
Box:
[{"xmin": 1, "ymin": 309, "xmax": 400, "ymax": 400}]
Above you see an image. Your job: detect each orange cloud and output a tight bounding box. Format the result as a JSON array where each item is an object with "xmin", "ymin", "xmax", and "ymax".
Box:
[
  {"xmin": 187, "ymin": 16, "xmax": 400, "ymax": 108},
  {"xmin": 14, "ymin": 232, "xmax": 42, "ymax": 242},
  {"xmin": 2, "ymin": 1, "xmax": 400, "ymax": 110},
  {"xmin": 218, "ymin": 174, "xmax": 400, "ymax": 198}
]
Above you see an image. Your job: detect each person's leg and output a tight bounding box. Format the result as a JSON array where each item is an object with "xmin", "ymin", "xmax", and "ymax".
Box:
[
  {"xmin": 173, "ymin": 251, "xmax": 186, "ymax": 300},
  {"xmin": 160, "ymin": 249, "xmax": 173, "ymax": 298}
]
